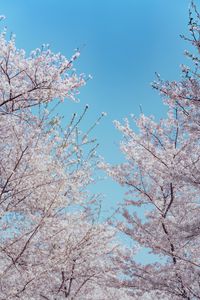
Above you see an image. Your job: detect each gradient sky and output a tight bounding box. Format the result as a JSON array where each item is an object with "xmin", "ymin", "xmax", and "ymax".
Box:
[{"xmin": 0, "ymin": 0, "xmax": 194, "ymax": 260}]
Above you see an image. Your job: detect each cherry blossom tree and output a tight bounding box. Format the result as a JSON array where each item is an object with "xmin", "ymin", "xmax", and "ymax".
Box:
[
  {"xmin": 103, "ymin": 2, "xmax": 200, "ymax": 299},
  {"xmin": 0, "ymin": 19, "xmax": 132, "ymax": 299}
]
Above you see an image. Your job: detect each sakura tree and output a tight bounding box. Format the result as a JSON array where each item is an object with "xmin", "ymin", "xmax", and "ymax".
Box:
[
  {"xmin": 103, "ymin": 2, "xmax": 200, "ymax": 299},
  {"xmin": 0, "ymin": 19, "xmax": 129, "ymax": 299}
]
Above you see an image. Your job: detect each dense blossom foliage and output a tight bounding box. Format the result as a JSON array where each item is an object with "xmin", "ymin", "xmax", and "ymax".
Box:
[
  {"xmin": 0, "ymin": 28, "xmax": 84, "ymax": 113},
  {"xmin": 103, "ymin": 2, "xmax": 200, "ymax": 299}
]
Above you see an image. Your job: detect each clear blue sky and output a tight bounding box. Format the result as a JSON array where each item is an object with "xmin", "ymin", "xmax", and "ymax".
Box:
[{"xmin": 0, "ymin": 1, "xmax": 192, "ymax": 222}]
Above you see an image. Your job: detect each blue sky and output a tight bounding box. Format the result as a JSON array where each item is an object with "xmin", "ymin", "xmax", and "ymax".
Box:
[{"xmin": 0, "ymin": 1, "xmax": 192, "ymax": 220}]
